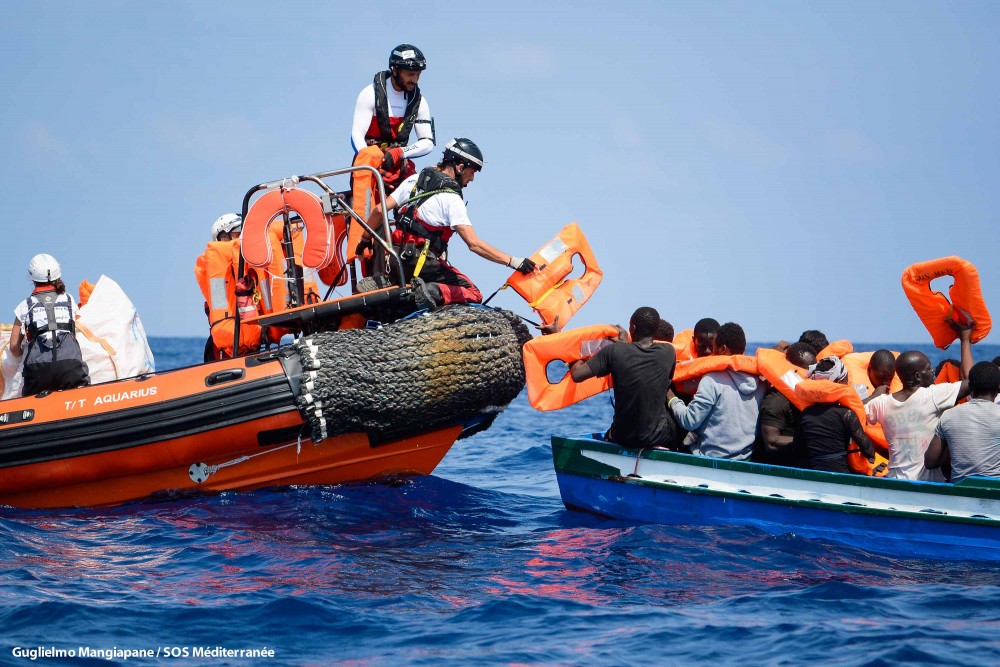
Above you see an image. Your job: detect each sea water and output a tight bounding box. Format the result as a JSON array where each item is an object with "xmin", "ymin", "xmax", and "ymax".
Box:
[{"xmin": 1, "ymin": 339, "xmax": 999, "ymax": 666}]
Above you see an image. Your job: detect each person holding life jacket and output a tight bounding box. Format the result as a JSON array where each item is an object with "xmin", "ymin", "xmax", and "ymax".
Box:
[
  {"xmin": 753, "ymin": 342, "xmax": 816, "ymax": 467},
  {"xmin": 350, "ymin": 43, "xmax": 434, "ymax": 222},
  {"xmin": 667, "ymin": 322, "xmax": 765, "ymax": 461},
  {"xmin": 195, "ymin": 213, "xmax": 261, "ymax": 362},
  {"xmin": 8, "ymin": 254, "xmax": 90, "ymax": 396},
  {"xmin": 866, "ymin": 319, "xmax": 974, "ymax": 481},
  {"xmin": 360, "ymin": 138, "xmax": 537, "ymax": 307},
  {"xmin": 795, "ymin": 356, "xmax": 879, "ymax": 474},
  {"xmin": 569, "ymin": 307, "xmax": 677, "ymax": 450}
]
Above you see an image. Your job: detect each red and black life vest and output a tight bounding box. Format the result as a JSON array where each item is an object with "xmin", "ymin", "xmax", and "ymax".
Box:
[
  {"xmin": 394, "ymin": 167, "xmax": 462, "ymax": 255},
  {"xmin": 367, "ymin": 70, "xmax": 422, "ymax": 148}
]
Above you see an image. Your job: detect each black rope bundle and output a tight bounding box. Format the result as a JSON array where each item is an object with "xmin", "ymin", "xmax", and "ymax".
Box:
[{"xmin": 293, "ymin": 306, "xmax": 531, "ymax": 443}]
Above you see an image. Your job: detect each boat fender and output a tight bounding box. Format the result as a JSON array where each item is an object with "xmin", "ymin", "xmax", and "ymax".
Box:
[{"xmin": 901, "ymin": 256, "xmax": 992, "ymax": 349}]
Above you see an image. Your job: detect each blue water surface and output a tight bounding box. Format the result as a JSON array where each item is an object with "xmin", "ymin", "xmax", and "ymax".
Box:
[{"xmin": 1, "ymin": 339, "xmax": 999, "ymax": 666}]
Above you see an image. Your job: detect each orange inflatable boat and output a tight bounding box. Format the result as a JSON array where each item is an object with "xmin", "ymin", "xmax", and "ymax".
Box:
[{"xmin": 0, "ymin": 166, "xmax": 531, "ymax": 509}]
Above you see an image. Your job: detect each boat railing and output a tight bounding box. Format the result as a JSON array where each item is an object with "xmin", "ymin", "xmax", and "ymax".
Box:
[{"xmin": 233, "ymin": 165, "xmax": 404, "ymax": 350}]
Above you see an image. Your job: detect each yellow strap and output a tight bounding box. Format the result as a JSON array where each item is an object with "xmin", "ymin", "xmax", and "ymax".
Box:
[
  {"xmin": 75, "ymin": 321, "xmax": 121, "ymax": 379},
  {"xmin": 413, "ymin": 243, "xmax": 430, "ymax": 278},
  {"xmin": 528, "ymin": 280, "xmax": 566, "ymax": 308}
]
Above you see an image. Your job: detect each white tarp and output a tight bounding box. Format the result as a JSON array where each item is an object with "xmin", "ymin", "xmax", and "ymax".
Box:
[{"xmin": 1, "ymin": 275, "xmax": 155, "ymax": 399}]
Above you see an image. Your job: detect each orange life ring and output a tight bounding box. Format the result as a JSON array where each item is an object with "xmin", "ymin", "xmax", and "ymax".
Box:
[
  {"xmin": 507, "ymin": 223, "xmax": 603, "ymax": 328},
  {"xmin": 901, "ymin": 256, "xmax": 992, "ymax": 349},
  {"xmin": 793, "ymin": 378, "xmax": 888, "ymax": 476},
  {"xmin": 242, "ymin": 188, "xmax": 335, "ymax": 270},
  {"xmin": 522, "ymin": 324, "xmax": 619, "ymax": 411},
  {"xmin": 672, "ymin": 354, "xmax": 758, "ymax": 395}
]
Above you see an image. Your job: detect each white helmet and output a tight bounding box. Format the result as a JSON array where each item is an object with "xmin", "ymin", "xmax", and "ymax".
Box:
[
  {"xmin": 28, "ymin": 253, "xmax": 62, "ymax": 283},
  {"xmin": 211, "ymin": 213, "xmax": 243, "ymax": 241}
]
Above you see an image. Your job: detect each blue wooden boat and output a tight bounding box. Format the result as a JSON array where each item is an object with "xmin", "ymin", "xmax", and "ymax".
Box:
[{"xmin": 552, "ymin": 435, "xmax": 1000, "ymax": 561}]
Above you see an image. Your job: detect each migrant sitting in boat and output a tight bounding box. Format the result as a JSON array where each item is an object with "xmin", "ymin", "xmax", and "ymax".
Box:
[
  {"xmin": 667, "ymin": 322, "xmax": 765, "ymax": 461},
  {"xmin": 568, "ymin": 306, "xmax": 676, "ymax": 450},
  {"xmin": 926, "ymin": 360, "xmax": 1000, "ymax": 483},
  {"xmin": 753, "ymin": 342, "xmax": 816, "ymax": 468},
  {"xmin": 795, "ymin": 356, "xmax": 879, "ymax": 474},
  {"xmin": 866, "ymin": 319, "xmax": 975, "ymax": 481}
]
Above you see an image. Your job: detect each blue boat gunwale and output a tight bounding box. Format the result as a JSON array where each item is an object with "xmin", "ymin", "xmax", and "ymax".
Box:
[{"xmin": 552, "ymin": 435, "xmax": 1000, "ymax": 528}]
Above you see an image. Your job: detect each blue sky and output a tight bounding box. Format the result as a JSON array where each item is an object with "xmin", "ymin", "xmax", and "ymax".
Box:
[{"xmin": 2, "ymin": 1, "xmax": 998, "ymax": 346}]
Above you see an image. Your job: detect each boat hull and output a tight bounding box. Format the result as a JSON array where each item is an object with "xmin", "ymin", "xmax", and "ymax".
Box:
[
  {"xmin": 553, "ymin": 435, "xmax": 1000, "ymax": 561},
  {"xmin": 0, "ymin": 352, "xmax": 464, "ymax": 508}
]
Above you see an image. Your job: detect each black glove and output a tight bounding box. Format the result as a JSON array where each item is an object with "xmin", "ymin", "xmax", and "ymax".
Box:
[
  {"xmin": 508, "ymin": 256, "xmax": 537, "ymax": 274},
  {"xmin": 381, "ymin": 147, "xmax": 404, "ymax": 172},
  {"xmin": 355, "ymin": 236, "xmax": 374, "ymax": 256}
]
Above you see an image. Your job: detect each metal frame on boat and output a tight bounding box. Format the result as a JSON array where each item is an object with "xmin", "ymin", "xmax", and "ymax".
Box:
[{"xmin": 553, "ymin": 435, "xmax": 1000, "ymax": 560}]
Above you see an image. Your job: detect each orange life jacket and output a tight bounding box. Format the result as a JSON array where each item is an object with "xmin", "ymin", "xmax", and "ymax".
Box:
[
  {"xmin": 816, "ymin": 339, "xmax": 853, "ymax": 359},
  {"xmin": 349, "ymin": 146, "xmax": 386, "ymax": 262},
  {"xmin": 901, "ymin": 256, "xmax": 992, "ymax": 349},
  {"xmin": 78, "ymin": 280, "xmax": 95, "ymax": 308},
  {"xmin": 672, "ymin": 354, "xmax": 758, "ymax": 395},
  {"xmin": 507, "ymin": 223, "xmax": 602, "ymax": 328},
  {"xmin": 672, "ymin": 329, "xmax": 698, "ymax": 361},
  {"xmin": 842, "ymin": 351, "xmax": 902, "ymax": 395},
  {"xmin": 522, "ymin": 324, "xmax": 620, "ymax": 411},
  {"xmin": 793, "ymin": 379, "xmax": 889, "ymax": 476},
  {"xmin": 756, "ymin": 347, "xmax": 813, "ymax": 411},
  {"xmin": 258, "ymin": 226, "xmax": 324, "ymax": 343},
  {"xmin": 759, "ymin": 348, "xmax": 893, "ymax": 454},
  {"xmin": 194, "ymin": 240, "xmax": 262, "ymax": 356},
  {"xmin": 935, "ymin": 361, "xmax": 961, "ymax": 384}
]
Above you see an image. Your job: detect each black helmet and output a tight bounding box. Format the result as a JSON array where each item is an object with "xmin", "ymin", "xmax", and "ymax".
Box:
[
  {"xmin": 389, "ymin": 44, "xmax": 426, "ymax": 71},
  {"xmin": 443, "ymin": 138, "xmax": 484, "ymax": 171}
]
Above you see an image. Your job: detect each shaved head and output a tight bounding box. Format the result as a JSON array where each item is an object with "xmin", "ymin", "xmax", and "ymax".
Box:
[{"xmin": 895, "ymin": 351, "xmax": 933, "ymax": 388}]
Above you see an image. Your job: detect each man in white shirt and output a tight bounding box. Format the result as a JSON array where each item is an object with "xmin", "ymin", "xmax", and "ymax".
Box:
[
  {"xmin": 350, "ymin": 44, "xmax": 434, "ymax": 226},
  {"xmin": 866, "ymin": 322, "xmax": 974, "ymax": 481},
  {"xmin": 360, "ymin": 138, "xmax": 536, "ymax": 307}
]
